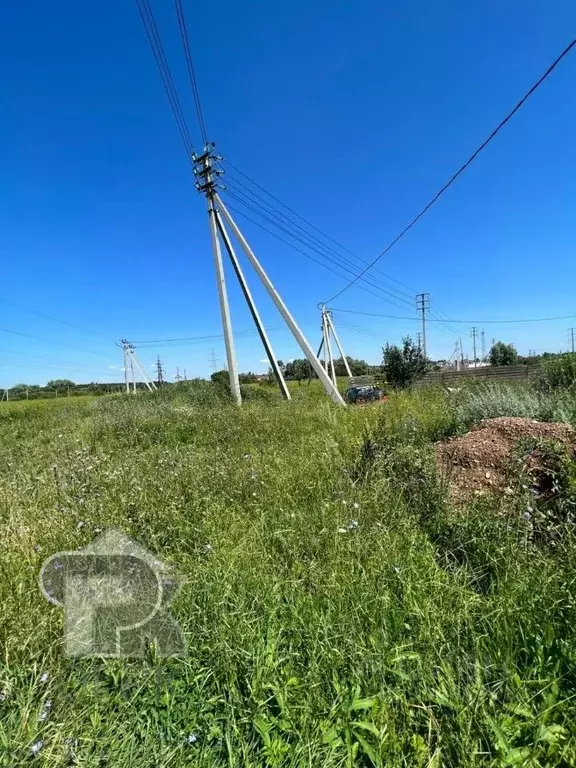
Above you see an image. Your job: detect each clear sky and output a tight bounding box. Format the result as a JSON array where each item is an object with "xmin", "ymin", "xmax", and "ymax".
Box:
[{"xmin": 1, "ymin": 0, "xmax": 575, "ymax": 386}]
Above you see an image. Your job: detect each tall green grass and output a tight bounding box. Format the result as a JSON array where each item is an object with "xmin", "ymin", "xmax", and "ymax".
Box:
[{"xmin": 0, "ymin": 382, "xmax": 576, "ymax": 765}]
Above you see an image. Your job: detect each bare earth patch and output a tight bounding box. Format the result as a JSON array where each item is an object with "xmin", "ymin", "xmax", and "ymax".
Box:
[{"xmin": 436, "ymin": 417, "xmax": 576, "ymax": 501}]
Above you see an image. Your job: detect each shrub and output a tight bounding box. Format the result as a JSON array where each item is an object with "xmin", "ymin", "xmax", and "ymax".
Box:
[{"xmin": 540, "ymin": 353, "xmax": 576, "ymax": 392}]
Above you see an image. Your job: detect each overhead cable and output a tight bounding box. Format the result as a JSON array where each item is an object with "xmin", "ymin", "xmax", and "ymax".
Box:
[{"xmin": 324, "ymin": 37, "xmax": 576, "ymax": 303}]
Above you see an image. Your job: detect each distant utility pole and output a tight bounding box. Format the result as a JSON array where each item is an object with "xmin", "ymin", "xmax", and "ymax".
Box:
[
  {"xmin": 156, "ymin": 356, "xmax": 164, "ymax": 387},
  {"xmin": 416, "ymin": 331, "xmax": 422, "ymax": 350},
  {"xmin": 416, "ymin": 293, "xmax": 430, "ymax": 359},
  {"xmin": 183, "ymin": 369, "xmax": 187, "ymax": 381},
  {"xmin": 459, "ymin": 337, "xmax": 465, "ymax": 368},
  {"xmin": 470, "ymin": 327, "xmax": 478, "ymax": 368},
  {"xmin": 569, "ymin": 328, "xmax": 575, "ymax": 354},
  {"xmin": 481, "ymin": 329, "xmax": 486, "ymax": 361},
  {"xmin": 453, "ymin": 340, "xmax": 461, "ymax": 370},
  {"xmin": 175, "ymin": 367, "xmax": 182, "ymax": 382},
  {"xmin": 210, "ymin": 349, "xmax": 218, "ymax": 373},
  {"xmin": 121, "ymin": 340, "xmax": 157, "ymax": 393}
]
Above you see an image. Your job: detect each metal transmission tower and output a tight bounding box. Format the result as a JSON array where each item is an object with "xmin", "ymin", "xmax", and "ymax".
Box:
[
  {"xmin": 156, "ymin": 356, "xmax": 165, "ymax": 386},
  {"xmin": 175, "ymin": 367, "xmax": 182, "ymax": 382},
  {"xmin": 481, "ymin": 330, "xmax": 486, "ymax": 361},
  {"xmin": 416, "ymin": 332, "xmax": 422, "ymax": 350},
  {"xmin": 416, "ymin": 293, "xmax": 430, "ymax": 359},
  {"xmin": 316, "ymin": 305, "xmax": 352, "ymax": 385},
  {"xmin": 121, "ymin": 340, "xmax": 157, "ymax": 393},
  {"xmin": 192, "ymin": 145, "xmax": 345, "ymax": 406},
  {"xmin": 569, "ymin": 327, "xmax": 575, "ymax": 354},
  {"xmin": 470, "ymin": 327, "xmax": 479, "ymax": 368}
]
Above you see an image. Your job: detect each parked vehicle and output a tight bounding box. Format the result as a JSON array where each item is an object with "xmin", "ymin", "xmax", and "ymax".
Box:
[{"xmin": 344, "ymin": 385, "xmax": 387, "ymax": 405}]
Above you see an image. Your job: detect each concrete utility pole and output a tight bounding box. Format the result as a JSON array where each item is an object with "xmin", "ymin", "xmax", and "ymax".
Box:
[
  {"xmin": 193, "ymin": 144, "xmax": 344, "ymax": 406},
  {"xmin": 416, "ymin": 293, "xmax": 429, "ymax": 359},
  {"xmin": 183, "ymin": 369, "xmax": 187, "ymax": 381},
  {"xmin": 470, "ymin": 327, "xmax": 478, "ymax": 368},
  {"xmin": 569, "ymin": 328, "xmax": 575, "ymax": 354},
  {"xmin": 121, "ymin": 340, "xmax": 157, "ymax": 393},
  {"xmin": 481, "ymin": 330, "xmax": 486, "ymax": 361}
]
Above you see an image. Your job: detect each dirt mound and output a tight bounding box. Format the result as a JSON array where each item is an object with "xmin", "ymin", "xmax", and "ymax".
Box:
[{"xmin": 436, "ymin": 417, "xmax": 576, "ymax": 501}]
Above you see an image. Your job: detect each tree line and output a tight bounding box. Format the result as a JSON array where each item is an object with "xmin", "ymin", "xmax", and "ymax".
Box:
[{"xmin": 3, "ymin": 342, "xmax": 568, "ymax": 401}]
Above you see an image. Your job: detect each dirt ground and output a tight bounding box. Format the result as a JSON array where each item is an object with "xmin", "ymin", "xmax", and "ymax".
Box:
[{"xmin": 435, "ymin": 417, "xmax": 576, "ymax": 501}]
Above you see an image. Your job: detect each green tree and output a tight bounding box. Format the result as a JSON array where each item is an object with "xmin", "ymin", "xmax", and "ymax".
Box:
[
  {"xmin": 46, "ymin": 379, "xmax": 76, "ymax": 389},
  {"xmin": 382, "ymin": 336, "xmax": 427, "ymax": 388},
  {"xmin": 333, "ymin": 356, "xmax": 369, "ymax": 377},
  {"xmin": 489, "ymin": 341, "xmax": 518, "ymax": 367},
  {"xmin": 284, "ymin": 358, "xmax": 314, "ymax": 380},
  {"xmin": 211, "ymin": 370, "xmax": 230, "ymax": 388},
  {"xmin": 9, "ymin": 383, "xmax": 29, "ymax": 394}
]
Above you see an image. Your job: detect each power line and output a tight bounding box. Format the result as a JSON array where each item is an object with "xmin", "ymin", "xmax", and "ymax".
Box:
[
  {"xmin": 131, "ymin": 321, "xmax": 317, "ymax": 348},
  {"xmin": 0, "ymin": 296, "xmax": 110, "ymax": 341},
  {"xmin": 174, "ymin": 0, "xmax": 208, "ymax": 146},
  {"xmin": 0, "ymin": 328, "xmax": 111, "ymax": 358},
  {"xmin": 221, "ymin": 190, "xmax": 415, "ymax": 311},
  {"xmin": 324, "ymin": 37, "xmax": 576, "ymax": 303},
  {"xmin": 223, "ymin": 161, "xmax": 417, "ymax": 298},
  {"xmin": 135, "ymin": 0, "xmax": 195, "ymax": 158},
  {"xmin": 330, "ymin": 308, "xmax": 576, "ymax": 324},
  {"xmin": 223, "ymin": 176, "xmax": 415, "ymax": 305},
  {"xmin": 222, "ymin": 200, "xmax": 416, "ymax": 310}
]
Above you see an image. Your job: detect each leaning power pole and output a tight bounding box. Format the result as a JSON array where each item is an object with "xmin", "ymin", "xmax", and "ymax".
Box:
[
  {"xmin": 416, "ymin": 293, "xmax": 429, "ymax": 359},
  {"xmin": 193, "ymin": 144, "xmax": 344, "ymax": 406},
  {"xmin": 470, "ymin": 327, "xmax": 478, "ymax": 368},
  {"xmin": 121, "ymin": 340, "xmax": 157, "ymax": 393},
  {"xmin": 317, "ymin": 305, "xmax": 352, "ymax": 384}
]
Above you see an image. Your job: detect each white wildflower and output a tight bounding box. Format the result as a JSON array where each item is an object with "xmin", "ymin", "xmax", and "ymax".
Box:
[
  {"xmin": 30, "ymin": 740, "xmax": 44, "ymax": 756},
  {"xmin": 40, "ymin": 672, "xmax": 49, "ymax": 683},
  {"xmin": 187, "ymin": 733, "xmax": 198, "ymax": 745},
  {"xmin": 353, "ymin": 502, "xmax": 360, "ymax": 509}
]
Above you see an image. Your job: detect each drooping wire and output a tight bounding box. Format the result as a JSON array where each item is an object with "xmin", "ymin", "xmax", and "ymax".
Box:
[
  {"xmin": 223, "ymin": 160, "xmax": 417, "ymax": 297},
  {"xmin": 223, "ymin": 174, "xmax": 415, "ymax": 303},
  {"xmin": 0, "ymin": 328, "xmax": 113, "ymax": 359},
  {"xmin": 220, "ymin": 189, "xmax": 416, "ymax": 311},
  {"xmin": 324, "ymin": 37, "xmax": 576, "ymax": 303},
  {"xmin": 329, "ymin": 308, "xmax": 576, "ymax": 324},
  {"xmin": 0, "ymin": 296, "xmax": 111, "ymax": 342},
  {"xmin": 135, "ymin": 0, "xmax": 195, "ymax": 159},
  {"xmin": 131, "ymin": 322, "xmax": 316, "ymax": 349},
  {"xmin": 174, "ymin": 0, "xmax": 208, "ymax": 146}
]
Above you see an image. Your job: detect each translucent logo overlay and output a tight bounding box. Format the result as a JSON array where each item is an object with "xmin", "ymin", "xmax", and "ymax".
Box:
[{"xmin": 40, "ymin": 528, "xmax": 186, "ymax": 658}]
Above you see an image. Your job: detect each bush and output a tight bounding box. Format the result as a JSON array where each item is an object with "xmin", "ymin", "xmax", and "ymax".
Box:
[{"xmin": 540, "ymin": 353, "xmax": 576, "ymax": 392}]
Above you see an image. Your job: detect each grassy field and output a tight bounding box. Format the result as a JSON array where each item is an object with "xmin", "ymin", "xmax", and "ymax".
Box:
[{"xmin": 1, "ymin": 379, "xmax": 576, "ymax": 766}]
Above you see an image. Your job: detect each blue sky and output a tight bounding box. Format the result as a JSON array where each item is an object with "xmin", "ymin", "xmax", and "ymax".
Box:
[{"xmin": 1, "ymin": 0, "xmax": 575, "ymax": 386}]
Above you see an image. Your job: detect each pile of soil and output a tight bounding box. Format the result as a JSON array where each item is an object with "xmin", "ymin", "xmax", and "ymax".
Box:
[{"xmin": 436, "ymin": 417, "xmax": 576, "ymax": 501}]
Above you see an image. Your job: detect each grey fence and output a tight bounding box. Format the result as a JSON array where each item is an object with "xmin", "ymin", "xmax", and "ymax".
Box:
[{"xmin": 415, "ymin": 365, "xmax": 540, "ymax": 388}]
